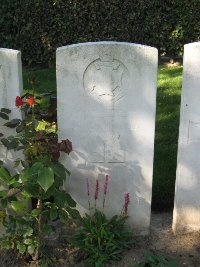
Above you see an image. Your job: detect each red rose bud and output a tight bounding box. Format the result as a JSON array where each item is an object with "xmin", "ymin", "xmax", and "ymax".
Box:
[
  {"xmin": 15, "ymin": 96, "xmax": 23, "ymax": 107},
  {"xmin": 86, "ymin": 177, "xmax": 90, "ymax": 196},
  {"xmin": 26, "ymin": 96, "xmax": 35, "ymax": 106},
  {"xmin": 104, "ymin": 175, "xmax": 109, "ymax": 195},
  {"xmin": 94, "ymin": 179, "xmax": 99, "ymax": 201}
]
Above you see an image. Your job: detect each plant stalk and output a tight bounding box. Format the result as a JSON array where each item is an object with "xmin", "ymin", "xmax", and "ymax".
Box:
[{"xmin": 32, "ymin": 191, "xmax": 42, "ymax": 262}]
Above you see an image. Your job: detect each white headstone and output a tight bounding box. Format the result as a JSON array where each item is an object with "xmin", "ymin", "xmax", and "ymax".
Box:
[
  {"xmin": 0, "ymin": 49, "xmax": 23, "ymax": 172},
  {"xmin": 173, "ymin": 42, "xmax": 200, "ymax": 233},
  {"xmin": 56, "ymin": 42, "xmax": 158, "ymax": 234}
]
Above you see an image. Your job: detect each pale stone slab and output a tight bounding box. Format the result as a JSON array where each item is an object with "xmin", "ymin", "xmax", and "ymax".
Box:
[
  {"xmin": 56, "ymin": 42, "xmax": 158, "ymax": 234},
  {"xmin": 173, "ymin": 42, "xmax": 200, "ymax": 233},
  {"xmin": 0, "ymin": 48, "xmax": 22, "ymax": 173}
]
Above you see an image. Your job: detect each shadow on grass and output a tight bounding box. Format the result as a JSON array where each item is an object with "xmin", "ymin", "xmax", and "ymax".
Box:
[{"xmin": 152, "ymin": 66, "xmax": 182, "ymax": 212}]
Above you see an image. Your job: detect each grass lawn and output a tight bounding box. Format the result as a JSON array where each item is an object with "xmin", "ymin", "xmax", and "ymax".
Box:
[
  {"xmin": 153, "ymin": 65, "xmax": 182, "ymax": 210},
  {"xmin": 23, "ymin": 65, "xmax": 183, "ymax": 211}
]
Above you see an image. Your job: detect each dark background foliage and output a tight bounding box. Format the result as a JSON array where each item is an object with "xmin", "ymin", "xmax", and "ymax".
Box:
[{"xmin": 1, "ymin": 0, "xmax": 200, "ymax": 66}]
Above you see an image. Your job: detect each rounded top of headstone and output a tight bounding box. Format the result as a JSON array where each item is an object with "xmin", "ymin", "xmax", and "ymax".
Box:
[
  {"xmin": 184, "ymin": 41, "xmax": 200, "ymax": 48},
  {"xmin": 57, "ymin": 41, "xmax": 157, "ymax": 53},
  {"xmin": 0, "ymin": 48, "xmax": 20, "ymax": 55}
]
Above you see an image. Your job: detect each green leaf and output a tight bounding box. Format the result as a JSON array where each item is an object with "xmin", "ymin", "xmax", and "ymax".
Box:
[
  {"xmin": 65, "ymin": 193, "xmax": 76, "ymax": 207},
  {"xmin": 4, "ymin": 119, "xmax": 21, "ymax": 128},
  {"xmin": 20, "ymin": 169, "xmax": 30, "ymax": 182},
  {"xmin": 17, "ymin": 243, "xmax": 26, "ymax": 254},
  {"xmin": 0, "ymin": 199, "xmax": 8, "ymax": 208},
  {"xmin": 24, "ymin": 238, "xmax": 33, "ymax": 245},
  {"xmin": 14, "ymin": 158, "xmax": 21, "ymax": 168},
  {"xmin": 30, "ymin": 162, "xmax": 44, "ymax": 176},
  {"xmin": 24, "ymin": 183, "xmax": 39, "ymax": 197},
  {"xmin": 54, "ymin": 191, "xmax": 73, "ymax": 206},
  {"xmin": 1, "ymin": 108, "xmax": 11, "ymax": 114},
  {"xmin": 1, "ymin": 138, "xmax": 10, "ymax": 148},
  {"xmin": 0, "ymin": 190, "xmax": 7, "ymax": 197},
  {"xmin": 42, "ymin": 224, "xmax": 53, "ymax": 235},
  {"xmin": 7, "ymin": 139, "xmax": 19, "ymax": 150},
  {"xmin": 50, "ymin": 209, "xmax": 58, "ymax": 220},
  {"xmin": 16, "ymin": 124, "xmax": 24, "ymax": 133},
  {"xmin": 0, "ymin": 112, "xmax": 9, "ymax": 120},
  {"xmin": 35, "ymin": 120, "xmax": 48, "ymax": 131},
  {"xmin": 38, "ymin": 167, "xmax": 54, "ymax": 192},
  {"xmin": 23, "ymin": 227, "xmax": 33, "ymax": 237},
  {"xmin": 0, "ymin": 240, "xmax": 11, "ymax": 249},
  {"xmin": 10, "ymin": 181, "xmax": 21, "ymax": 188},
  {"xmin": 66, "ymin": 207, "xmax": 80, "ymax": 219},
  {"xmin": 50, "ymin": 162, "xmax": 66, "ymax": 180},
  {"xmin": 11, "ymin": 201, "xmax": 26, "ymax": 212},
  {"xmin": 0, "ymin": 166, "xmax": 11, "ymax": 183},
  {"xmin": 31, "ymin": 209, "xmax": 40, "ymax": 217},
  {"xmin": 27, "ymin": 244, "xmax": 36, "ymax": 255}
]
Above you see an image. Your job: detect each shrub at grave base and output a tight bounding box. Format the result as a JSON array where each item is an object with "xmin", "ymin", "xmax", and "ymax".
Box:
[
  {"xmin": 74, "ymin": 210, "xmax": 132, "ymax": 267},
  {"xmin": 1, "ymin": 0, "xmax": 200, "ymax": 66},
  {"xmin": 0, "ymin": 94, "xmax": 79, "ymax": 265},
  {"xmin": 73, "ymin": 177, "xmax": 133, "ymax": 267}
]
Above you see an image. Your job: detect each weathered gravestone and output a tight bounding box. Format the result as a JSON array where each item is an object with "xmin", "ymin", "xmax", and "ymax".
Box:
[
  {"xmin": 173, "ymin": 42, "xmax": 200, "ymax": 233},
  {"xmin": 0, "ymin": 49, "xmax": 22, "ymax": 174},
  {"xmin": 56, "ymin": 42, "xmax": 158, "ymax": 234}
]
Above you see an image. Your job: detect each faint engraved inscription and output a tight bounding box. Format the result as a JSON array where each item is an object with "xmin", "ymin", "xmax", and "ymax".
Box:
[
  {"xmin": 83, "ymin": 50, "xmax": 129, "ymax": 104},
  {"xmin": 83, "ymin": 49, "xmax": 130, "ymax": 164},
  {"xmin": 86, "ymin": 114, "xmax": 126, "ymax": 164},
  {"xmin": 188, "ymin": 121, "xmax": 200, "ymax": 142}
]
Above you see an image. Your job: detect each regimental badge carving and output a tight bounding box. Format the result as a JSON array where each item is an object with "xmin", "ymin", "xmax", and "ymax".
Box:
[
  {"xmin": 82, "ymin": 48, "xmax": 130, "ymax": 164},
  {"xmin": 83, "ymin": 49, "xmax": 129, "ymax": 104}
]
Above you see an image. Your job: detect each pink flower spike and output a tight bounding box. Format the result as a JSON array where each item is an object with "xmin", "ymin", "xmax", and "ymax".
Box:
[
  {"xmin": 104, "ymin": 175, "xmax": 109, "ymax": 195},
  {"xmin": 94, "ymin": 179, "xmax": 99, "ymax": 201},
  {"xmin": 124, "ymin": 192, "xmax": 130, "ymax": 215},
  {"xmin": 86, "ymin": 177, "xmax": 90, "ymax": 196}
]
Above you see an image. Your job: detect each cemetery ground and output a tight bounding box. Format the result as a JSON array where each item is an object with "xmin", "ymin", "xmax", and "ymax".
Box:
[{"xmin": 1, "ymin": 64, "xmax": 200, "ymax": 267}]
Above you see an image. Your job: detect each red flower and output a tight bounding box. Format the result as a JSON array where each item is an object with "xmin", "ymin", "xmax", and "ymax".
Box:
[
  {"xmin": 15, "ymin": 96, "xmax": 23, "ymax": 107},
  {"xmin": 94, "ymin": 179, "xmax": 99, "ymax": 201},
  {"xmin": 26, "ymin": 96, "xmax": 35, "ymax": 107}
]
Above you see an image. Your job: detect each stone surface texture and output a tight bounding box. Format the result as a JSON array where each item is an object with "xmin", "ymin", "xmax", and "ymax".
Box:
[
  {"xmin": 0, "ymin": 48, "xmax": 22, "ymax": 176},
  {"xmin": 173, "ymin": 42, "xmax": 200, "ymax": 233},
  {"xmin": 56, "ymin": 42, "xmax": 158, "ymax": 234}
]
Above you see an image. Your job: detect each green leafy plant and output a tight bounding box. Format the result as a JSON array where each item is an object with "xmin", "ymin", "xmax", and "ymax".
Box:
[
  {"xmin": 0, "ymin": 94, "xmax": 79, "ymax": 265},
  {"xmin": 73, "ymin": 176, "xmax": 132, "ymax": 267},
  {"xmin": 134, "ymin": 252, "xmax": 178, "ymax": 267},
  {"xmin": 1, "ymin": 0, "xmax": 200, "ymax": 66}
]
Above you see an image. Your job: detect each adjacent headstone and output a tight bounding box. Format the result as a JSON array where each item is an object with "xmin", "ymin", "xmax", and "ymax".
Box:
[
  {"xmin": 57, "ymin": 42, "xmax": 158, "ymax": 234},
  {"xmin": 173, "ymin": 42, "xmax": 200, "ymax": 233},
  {"xmin": 0, "ymin": 48, "xmax": 23, "ymax": 173}
]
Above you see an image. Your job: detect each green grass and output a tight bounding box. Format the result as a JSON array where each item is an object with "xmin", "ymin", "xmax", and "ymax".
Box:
[
  {"xmin": 23, "ymin": 65, "xmax": 183, "ymax": 211},
  {"xmin": 153, "ymin": 65, "xmax": 182, "ymax": 210},
  {"xmin": 23, "ymin": 67, "xmax": 56, "ymax": 94}
]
